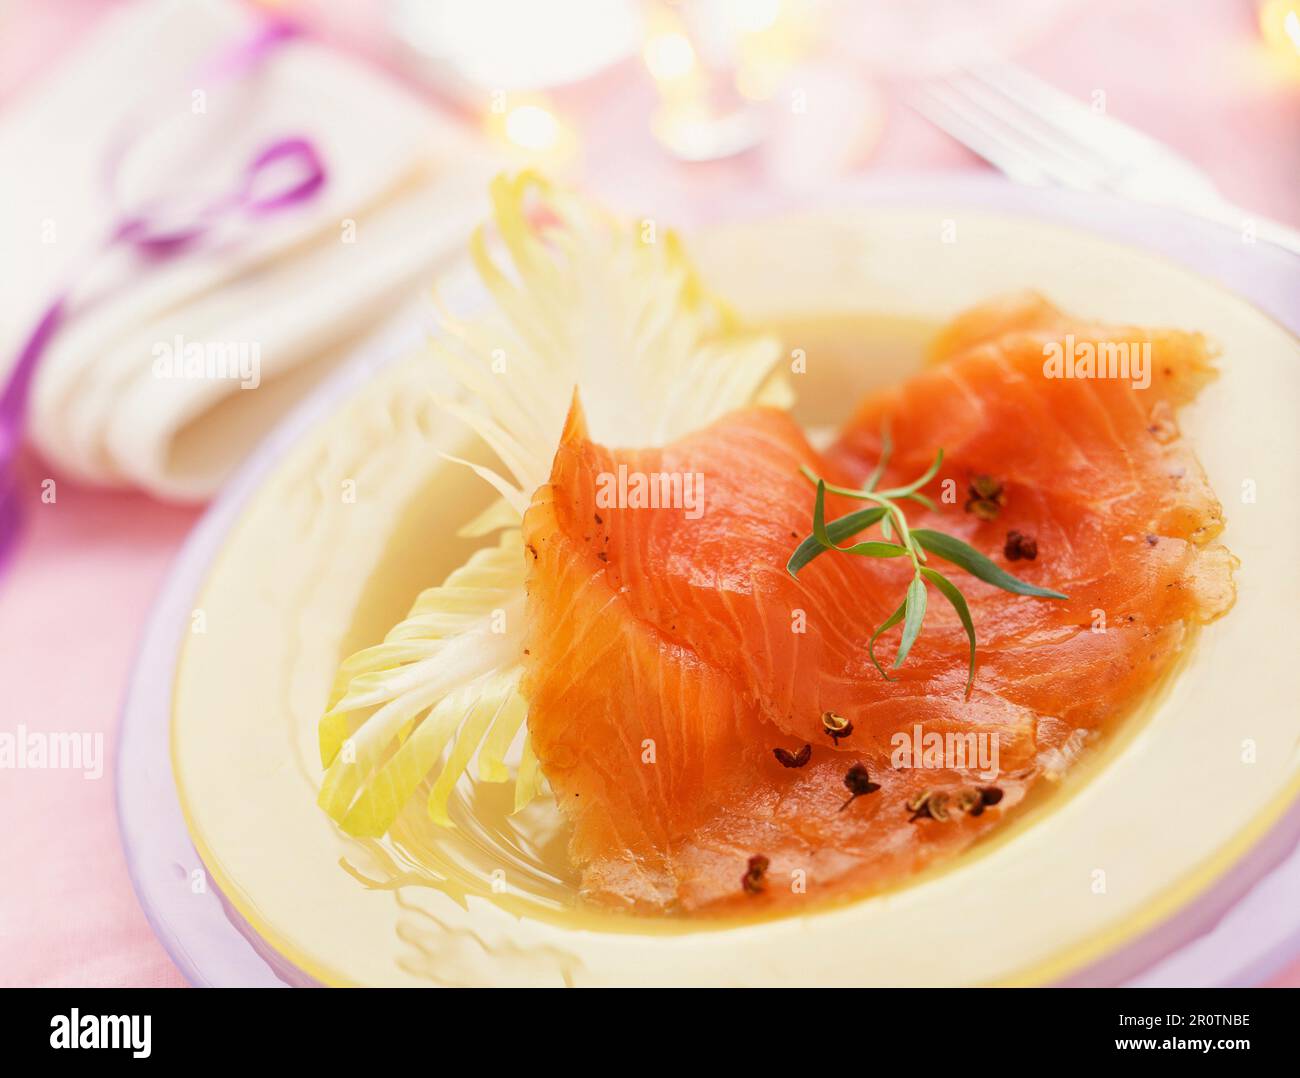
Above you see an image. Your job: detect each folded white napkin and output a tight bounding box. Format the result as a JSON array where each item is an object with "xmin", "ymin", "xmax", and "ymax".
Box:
[{"xmin": 0, "ymin": 0, "xmax": 494, "ymax": 500}]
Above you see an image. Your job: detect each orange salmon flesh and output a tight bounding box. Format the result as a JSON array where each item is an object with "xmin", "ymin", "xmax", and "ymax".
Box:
[{"xmin": 520, "ymin": 293, "xmax": 1236, "ymax": 916}]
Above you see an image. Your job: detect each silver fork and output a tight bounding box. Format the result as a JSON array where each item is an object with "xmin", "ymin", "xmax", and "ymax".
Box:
[{"xmin": 910, "ymin": 62, "xmax": 1300, "ymax": 256}]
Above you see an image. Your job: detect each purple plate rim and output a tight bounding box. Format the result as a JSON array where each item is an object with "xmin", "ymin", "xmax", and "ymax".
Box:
[{"xmin": 116, "ymin": 171, "xmax": 1300, "ymax": 988}]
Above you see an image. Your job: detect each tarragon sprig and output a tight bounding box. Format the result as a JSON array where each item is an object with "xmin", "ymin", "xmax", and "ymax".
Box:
[{"xmin": 786, "ymin": 430, "xmax": 1067, "ymax": 695}]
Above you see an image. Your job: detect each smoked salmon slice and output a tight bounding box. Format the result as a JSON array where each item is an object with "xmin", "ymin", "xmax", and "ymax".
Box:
[{"xmin": 520, "ymin": 294, "xmax": 1235, "ymax": 915}]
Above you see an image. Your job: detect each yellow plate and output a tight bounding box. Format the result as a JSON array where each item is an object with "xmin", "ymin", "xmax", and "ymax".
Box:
[{"xmin": 171, "ymin": 207, "xmax": 1300, "ymax": 986}]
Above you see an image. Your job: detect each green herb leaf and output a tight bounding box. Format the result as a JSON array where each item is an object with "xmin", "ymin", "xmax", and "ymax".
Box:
[
  {"xmin": 920, "ymin": 566, "xmax": 977, "ymax": 696},
  {"xmin": 840, "ymin": 540, "xmax": 910, "ymax": 558},
  {"xmin": 791, "ymin": 434, "xmax": 1066, "ymax": 696},
  {"xmin": 799, "ymin": 466, "xmax": 897, "ymax": 504},
  {"xmin": 867, "ymin": 597, "xmax": 908, "ymax": 681},
  {"xmin": 877, "ymin": 449, "xmax": 944, "ymax": 499},
  {"xmin": 894, "ymin": 574, "xmax": 929, "ymax": 668},
  {"xmin": 810, "ymin": 480, "xmax": 832, "ymax": 547},
  {"xmin": 862, "ymin": 425, "xmax": 893, "ymax": 492},
  {"xmin": 811, "ymin": 482, "xmax": 907, "ymax": 560},
  {"xmin": 787, "ymin": 504, "xmax": 891, "ymax": 577},
  {"xmin": 911, "ymin": 529, "xmax": 1069, "ymax": 600}
]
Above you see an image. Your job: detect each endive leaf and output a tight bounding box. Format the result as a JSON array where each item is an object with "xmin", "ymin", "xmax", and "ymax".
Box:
[
  {"xmin": 425, "ymin": 171, "xmax": 787, "ymax": 510},
  {"xmin": 478, "ymin": 688, "xmax": 529, "ymax": 783},
  {"xmin": 340, "ymin": 680, "xmax": 489, "ymax": 837},
  {"xmin": 317, "ymin": 531, "xmax": 526, "ymax": 827},
  {"xmin": 458, "ymin": 498, "xmax": 522, "ymax": 538},
  {"xmin": 317, "ymin": 172, "xmax": 791, "ymax": 837},
  {"xmin": 513, "ymin": 735, "xmax": 544, "ymax": 814}
]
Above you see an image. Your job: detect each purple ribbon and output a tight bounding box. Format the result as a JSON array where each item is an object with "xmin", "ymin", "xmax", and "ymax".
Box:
[{"xmin": 0, "ymin": 19, "xmax": 326, "ymax": 573}]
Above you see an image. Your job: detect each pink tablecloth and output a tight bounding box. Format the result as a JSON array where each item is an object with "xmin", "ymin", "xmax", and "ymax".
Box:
[
  {"xmin": 0, "ymin": 458, "xmax": 196, "ymax": 987},
  {"xmin": 1, "ymin": 0, "xmax": 1297, "ymax": 987}
]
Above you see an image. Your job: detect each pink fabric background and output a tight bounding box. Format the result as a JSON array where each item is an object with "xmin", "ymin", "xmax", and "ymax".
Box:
[{"xmin": 0, "ymin": 0, "xmax": 1296, "ymax": 987}]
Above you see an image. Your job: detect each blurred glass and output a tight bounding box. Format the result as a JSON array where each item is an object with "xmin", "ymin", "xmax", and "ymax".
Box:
[
  {"xmin": 827, "ymin": 0, "xmax": 1081, "ymax": 76},
  {"xmin": 389, "ymin": 0, "xmax": 641, "ymax": 102}
]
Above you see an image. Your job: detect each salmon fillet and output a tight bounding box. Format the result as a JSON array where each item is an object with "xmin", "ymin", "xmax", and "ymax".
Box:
[{"xmin": 520, "ymin": 295, "xmax": 1235, "ymax": 915}]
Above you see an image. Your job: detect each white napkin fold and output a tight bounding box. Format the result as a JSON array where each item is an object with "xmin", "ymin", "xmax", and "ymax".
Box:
[{"xmin": 0, "ymin": 0, "xmax": 493, "ymax": 500}]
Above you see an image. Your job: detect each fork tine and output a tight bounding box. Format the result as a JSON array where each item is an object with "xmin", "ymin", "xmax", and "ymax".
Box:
[
  {"xmin": 907, "ymin": 85, "xmax": 1050, "ymax": 187},
  {"xmin": 914, "ymin": 62, "xmax": 1300, "ymax": 254},
  {"xmin": 966, "ymin": 65, "xmax": 1176, "ymax": 168},
  {"xmin": 941, "ymin": 73, "xmax": 1110, "ymax": 190},
  {"xmin": 967, "ymin": 63, "xmax": 1225, "ymax": 201}
]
